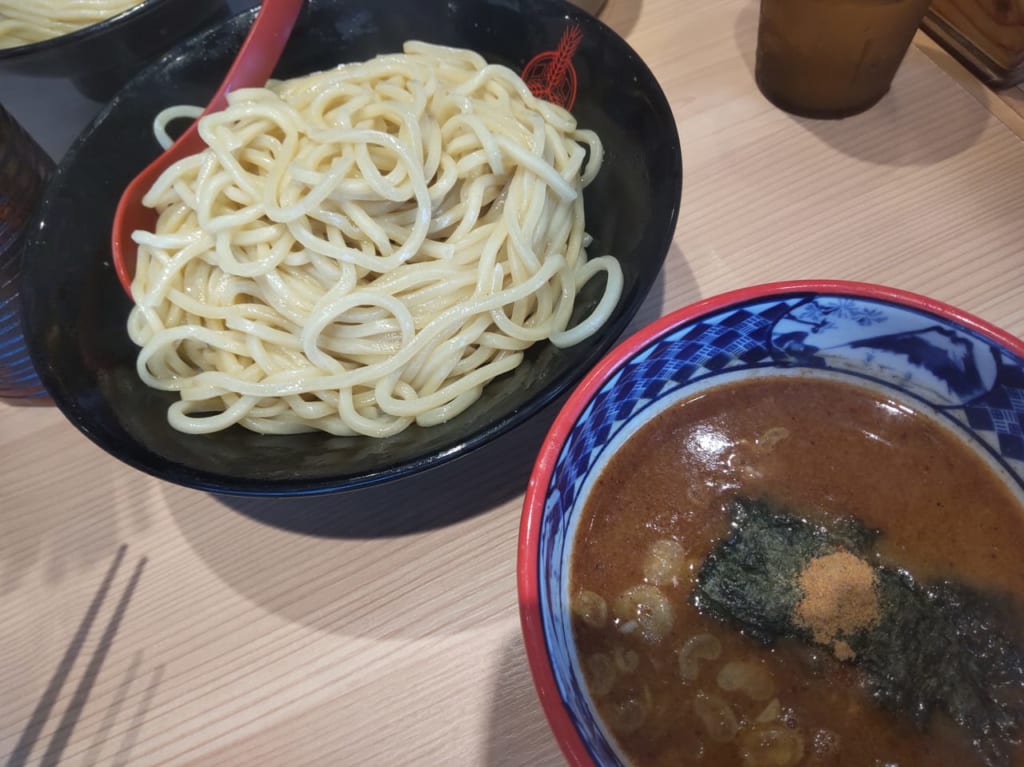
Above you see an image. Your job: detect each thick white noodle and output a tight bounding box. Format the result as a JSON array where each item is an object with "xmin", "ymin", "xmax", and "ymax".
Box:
[
  {"xmin": 153, "ymin": 105, "xmax": 205, "ymax": 151},
  {"xmin": 0, "ymin": 0, "xmax": 141, "ymax": 47},
  {"xmin": 128, "ymin": 41, "xmax": 623, "ymax": 437}
]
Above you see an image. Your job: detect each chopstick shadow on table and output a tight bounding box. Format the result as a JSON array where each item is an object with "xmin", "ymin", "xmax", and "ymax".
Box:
[
  {"xmin": 733, "ymin": 0, "xmax": 988, "ymax": 165},
  {"xmin": 7, "ymin": 546, "xmax": 150, "ymax": 767}
]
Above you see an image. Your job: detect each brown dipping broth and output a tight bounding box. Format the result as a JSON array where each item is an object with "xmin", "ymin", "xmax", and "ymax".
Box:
[{"xmin": 570, "ymin": 375, "xmax": 1024, "ymax": 767}]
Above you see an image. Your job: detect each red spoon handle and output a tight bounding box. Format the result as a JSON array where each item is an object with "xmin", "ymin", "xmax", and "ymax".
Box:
[
  {"xmin": 112, "ymin": 0, "xmax": 304, "ymax": 297},
  {"xmin": 181, "ymin": 0, "xmax": 305, "ymax": 151}
]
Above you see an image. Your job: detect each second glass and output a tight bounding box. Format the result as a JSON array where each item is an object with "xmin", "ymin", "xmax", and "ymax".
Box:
[{"xmin": 755, "ymin": 0, "xmax": 934, "ymax": 119}]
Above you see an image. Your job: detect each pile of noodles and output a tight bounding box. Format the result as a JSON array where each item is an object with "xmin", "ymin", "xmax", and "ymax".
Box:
[
  {"xmin": 128, "ymin": 41, "xmax": 622, "ymax": 438},
  {"xmin": 0, "ymin": 0, "xmax": 141, "ymax": 47}
]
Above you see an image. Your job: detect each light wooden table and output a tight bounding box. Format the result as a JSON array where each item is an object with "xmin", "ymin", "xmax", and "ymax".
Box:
[{"xmin": 2, "ymin": 1, "xmax": 1024, "ymax": 765}]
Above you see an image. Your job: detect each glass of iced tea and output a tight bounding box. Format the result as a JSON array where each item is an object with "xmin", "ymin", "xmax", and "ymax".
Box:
[{"xmin": 755, "ymin": 0, "xmax": 934, "ymax": 118}]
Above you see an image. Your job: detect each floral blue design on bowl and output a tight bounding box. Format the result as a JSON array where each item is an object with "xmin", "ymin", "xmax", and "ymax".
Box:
[{"xmin": 771, "ymin": 297, "xmax": 1000, "ymax": 406}]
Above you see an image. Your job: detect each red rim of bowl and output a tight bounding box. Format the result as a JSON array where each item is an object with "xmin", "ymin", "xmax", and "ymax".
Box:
[{"xmin": 516, "ymin": 278, "xmax": 1024, "ymax": 766}]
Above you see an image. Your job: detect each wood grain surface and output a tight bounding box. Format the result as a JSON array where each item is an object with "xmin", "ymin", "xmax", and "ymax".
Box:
[{"xmin": 2, "ymin": 1, "xmax": 1023, "ymax": 765}]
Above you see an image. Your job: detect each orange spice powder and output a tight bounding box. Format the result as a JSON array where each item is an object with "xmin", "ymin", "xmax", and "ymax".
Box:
[{"xmin": 793, "ymin": 550, "xmax": 880, "ymax": 661}]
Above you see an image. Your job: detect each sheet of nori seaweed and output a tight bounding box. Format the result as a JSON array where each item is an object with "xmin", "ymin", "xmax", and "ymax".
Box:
[
  {"xmin": 693, "ymin": 497, "xmax": 1024, "ymax": 767},
  {"xmin": 692, "ymin": 497, "xmax": 879, "ymax": 644}
]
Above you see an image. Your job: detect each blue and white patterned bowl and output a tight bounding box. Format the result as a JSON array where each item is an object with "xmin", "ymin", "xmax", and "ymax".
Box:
[{"xmin": 517, "ymin": 280, "xmax": 1024, "ymax": 766}]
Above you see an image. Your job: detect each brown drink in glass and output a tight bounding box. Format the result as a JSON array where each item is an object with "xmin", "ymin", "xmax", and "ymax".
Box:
[{"xmin": 755, "ymin": 0, "xmax": 933, "ymax": 118}]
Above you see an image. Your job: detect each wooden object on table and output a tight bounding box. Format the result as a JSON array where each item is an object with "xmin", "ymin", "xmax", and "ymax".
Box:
[{"xmin": 922, "ymin": 0, "xmax": 1024, "ymax": 87}]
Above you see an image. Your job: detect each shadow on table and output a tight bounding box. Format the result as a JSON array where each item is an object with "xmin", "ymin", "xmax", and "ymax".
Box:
[
  {"xmin": 733, "ymin": 0, "xmax": 989, "ymax": 166},
  {"xmin": 6, "ymin": 545, "xmax": 159, "ymax": 767},
  {"xmin": 0, "ymin": 435, "xmax": 155, "ymax": 597},
  {"xmin": 482, "ymin": 630, "xmax": 564, "ymax": 767}
]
